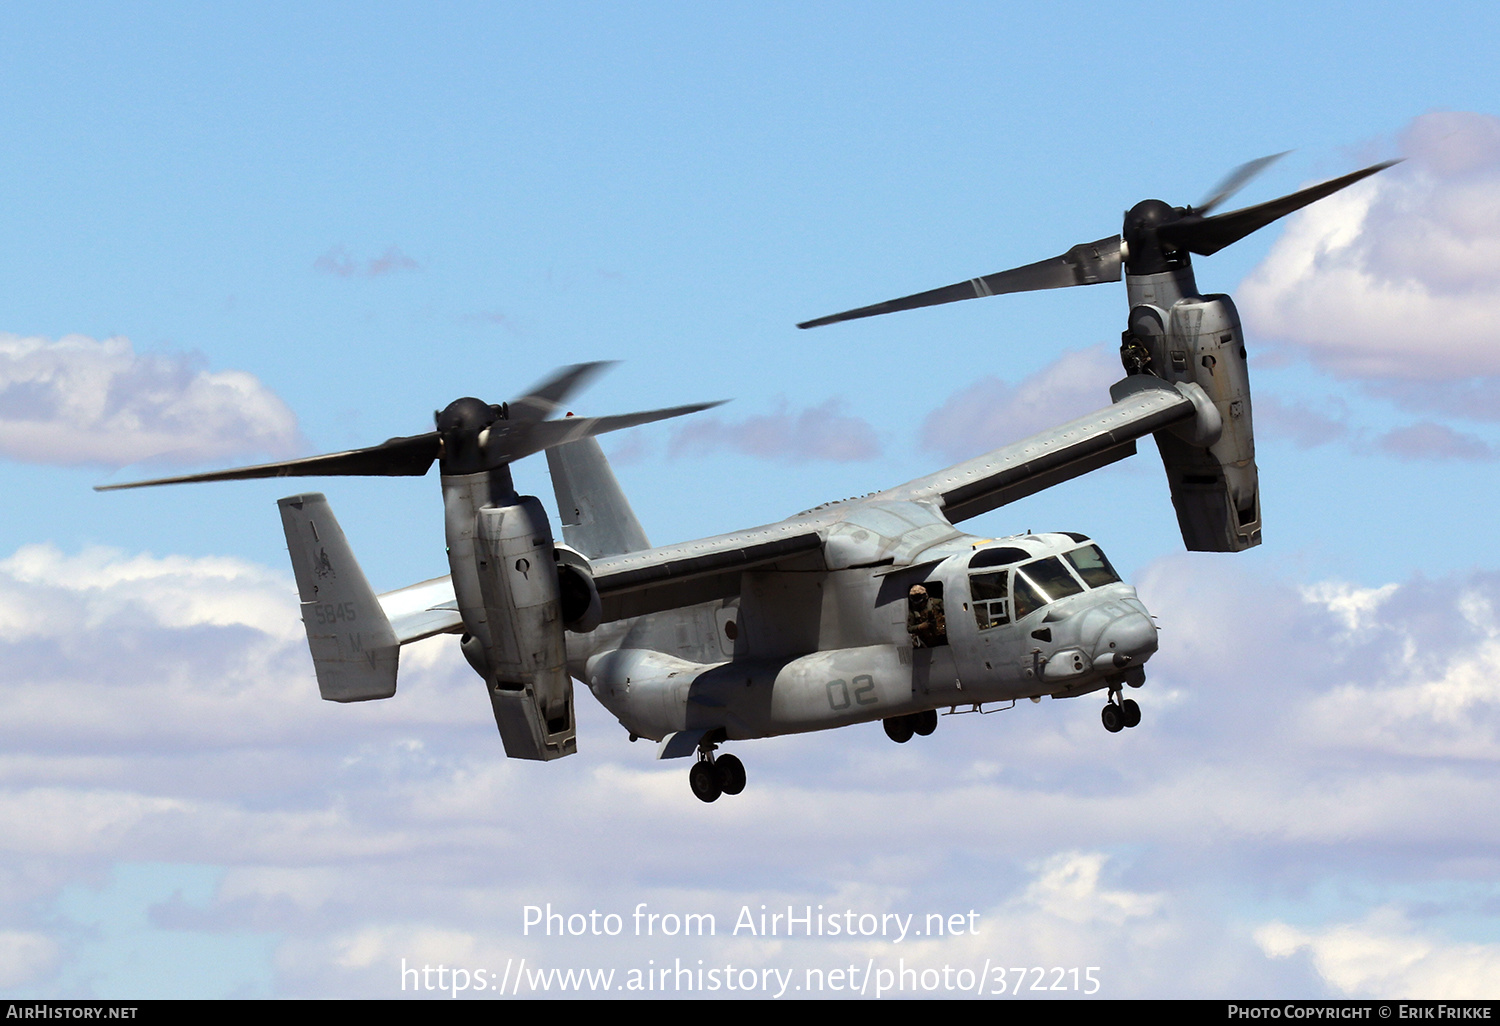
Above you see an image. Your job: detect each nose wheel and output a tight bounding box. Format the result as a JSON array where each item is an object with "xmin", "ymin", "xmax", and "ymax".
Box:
[
  {"xmin": 1101, "ymin": 692, "xmax": 1141, "ymax": 733},
  {"xmin": 688, "ymin": 744, "xmax": 747, "ymax": 803}
]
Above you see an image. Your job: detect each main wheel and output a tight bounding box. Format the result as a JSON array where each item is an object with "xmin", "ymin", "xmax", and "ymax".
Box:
[
  {"xmin": 716, "ymin": 754, "xmax": 746, "ymax": 795},
  {"xmin": 1101, "ymin": 703, "xmax": 1124, "ymax": 733},
  {"xmin": 883, "ymin": 716, "xmax": 914, "ymax": 744},
  {"xmin": 913, "ymin": 709, "xmax": 938, "ymax": 736},
  {"xmin": 689, "ymin": 760, "xmax": 722, "ymax": 802},
  {"xmin": 1121, "ymin": 698, "xmax": 1141, "ymax": 729}
]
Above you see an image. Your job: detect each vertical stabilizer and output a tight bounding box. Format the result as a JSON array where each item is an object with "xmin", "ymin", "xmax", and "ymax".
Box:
[
  {"xmin": 279, "ymin": 493, "xmax": 400, "ymax": 701},
  {"xmin": 545, "ymin": 437, "xmax": 651, "ymax": 558}
]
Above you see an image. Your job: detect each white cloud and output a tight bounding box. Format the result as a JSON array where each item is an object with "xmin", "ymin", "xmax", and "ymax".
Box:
[
  {"xmin": 1253, "ymin": 393, "xmax": 1351, "ymax": 449},
  {"xmin": 314, "ymin": 246, "xmax": 419, "ymax": 278},
  {"xmin": 1300, "ymin": 581, "xmax": 1398, "ymax": 634},
  {"xmin": 0, "ymin": 333, "xmax": 302, "ymax": 468},
  {"xmin": 1238, "ymin": 111, "xmax": 1500, "ymax": 380},
  {"xmin": 2, "ymin": 543, "xmax": 1500, "ymax": 998},
  {"xmin": 920, "ymin": 345, "xmax": 1119, "ymax": 462},
  {"xmin": 1257, "ymin": 909, "xmax": 1500, "ymax": 998},
  {"xmin": 1294, "ymin": 579, "xmax": 1500, "ymax": 760},
  {"xmin": 1375, "ymin": 421, "xmax": 1497, "ymax": 461},
  {"xmin": 0, "ymin": 931, "xmax": 60, "ymax": 988},
  {"xmin": 1012, "ymin": 851, "xmax": 1162, "ymax": 926},
  {"xmin": 1254, "ymin": 395, "xmax": 1500, "ymax": 462},
  {"xmin": 669, "ymin": 398, "xmax": 880, "ymax": 462},
  {"xmin": 0, "ymin": 543, "xmax": 302, "ymax": 640}
]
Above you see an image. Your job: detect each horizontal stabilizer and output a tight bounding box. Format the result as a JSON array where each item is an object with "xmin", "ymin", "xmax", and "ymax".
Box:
[
  {"xmin": 279, "ymin": 493, "xmax": 399, "ymax": 702},
  {"xmin": 377, "ymin": 576, "xmax": 463, "ymax": 644}
]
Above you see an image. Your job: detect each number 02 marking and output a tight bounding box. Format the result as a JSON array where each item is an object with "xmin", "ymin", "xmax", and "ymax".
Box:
[{"xmin": 826, "ymin": 674, "xmax": 879, "ymax": 711}]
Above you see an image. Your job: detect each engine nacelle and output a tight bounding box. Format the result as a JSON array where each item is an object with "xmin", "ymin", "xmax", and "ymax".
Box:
[
  {"xmin": 473, "ymin": 496, "xmax": 577, "ymax": 761},
  {"xmin": 1123, "ymin": 291, "xmax": 1261, "ymax": 552},
  {"xmin": 443, "ymin": 471, "xmax": 577, "ymax": 762}
]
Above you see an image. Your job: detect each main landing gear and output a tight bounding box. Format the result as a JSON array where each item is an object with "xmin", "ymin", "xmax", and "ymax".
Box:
[
  {"xmin": 688, "ymin": 743, "xmax": 746, "ymax": 803},
  {"xmin": 1100, "ymin": 689, "xmax": 1141, "ymax": 733},
  {"xmin": 883, "ymin": 709, "xmax": 938, "ymax": 744}
]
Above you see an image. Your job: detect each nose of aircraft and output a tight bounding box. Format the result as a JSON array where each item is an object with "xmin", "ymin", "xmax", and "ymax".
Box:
[{"xmin": 1095, "ymin": 610, "xmax": 1158, "ymax": 669}]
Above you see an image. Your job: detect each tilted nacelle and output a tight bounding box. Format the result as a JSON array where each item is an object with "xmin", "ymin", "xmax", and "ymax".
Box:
[
  {"xmin": 1123, "ymin": 273, "xmax": 1261, "ymax": 552},
  {"xmin": 445, "ymin": 483, "xmax": 578, "ymax": 762}
]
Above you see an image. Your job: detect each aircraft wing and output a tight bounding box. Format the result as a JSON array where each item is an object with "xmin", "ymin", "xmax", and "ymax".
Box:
[
  {"xmin": 371, "ymin": 377, "xmax": 1194, "ymax": 635},
  {"xmin": 373, "ymin": 525, "xmax": 824, "ymax": 637},
  {"xmin": 882, "ymin": 377, "xmax": 1199, "ymax": 523},
  {"xmin": 589, "ymin": 524, "xmax": 824, "ymax": 621}
]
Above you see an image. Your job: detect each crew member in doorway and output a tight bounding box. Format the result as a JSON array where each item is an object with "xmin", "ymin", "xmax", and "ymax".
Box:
[{"xmin": 907, "ymin": 583, "xmax": 947, "ymax": 648}]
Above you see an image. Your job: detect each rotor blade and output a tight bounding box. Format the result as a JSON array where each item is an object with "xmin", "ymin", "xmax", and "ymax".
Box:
[
  {"xmin": 1160, "ymin": 158, "xmax": 1401, "ymax": 257},
  {"xmin": 797, "ymin": 234, "xmax": 1122, "ymax": 329},
  {"xmin": 506, "ymin": 361, "xmax": 615, "ymax": 423},
  {"xmin": 486, "ymin": 401, "xmax": 727, "ymax": 463},
  {"xmin": 1195, "ymin": 151, "xmax": 1289, "ymax": 215},
  {"xmin": 94, "ymin": 432, "xmax": 442, "ymax": 491}
]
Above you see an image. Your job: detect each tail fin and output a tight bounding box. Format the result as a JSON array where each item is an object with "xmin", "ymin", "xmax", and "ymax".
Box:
[
  {"xmin": 545, "ymin": 437, "xmax": 650, "ymax": 558},
  {"xmin": 278, "ymin": 493, "xmax": 399, "ymax": 702}
]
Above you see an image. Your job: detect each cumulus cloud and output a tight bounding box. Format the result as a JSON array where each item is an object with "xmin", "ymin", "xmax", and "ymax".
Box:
[
  {"xmin": 920, "ymin": 345, "xmax": 1119, "ymax": 462},
  {"xmin": 0, "ymin": 334, "xmax": 302, "ymax": 468},
  {"xmin": 605, "ymin": 429, "xmax": 652, "ymax": 465},
  {"xmin": 1238, "ymin": 111, "xmax": 1500, "ymax": 380},
  {"xmin": 1364, "ymin": 377, "xmax": 1500, "ymax": 423},
  {"xmin": 314, "ymin": 245, "xmax": 419, "ymax": 278},
  {"xmin": 1258, "ymin": 909, "xmax": 1500, "ymax": 998},
  {"xmin": 5, "ymin": 541, "xmax": 1500, "ymax": 997},
  {"xmin": 668, "ymin": 398, "xmax": 880, "ymax": 462},
  {"xmin": 1299, "ymin": 580, "xmax": 1398, "ymax": 634},
  {"xmin": 1252, "ymin": 393, "xmax": 1351, "ymax": 449},
  {"xmin": 1375, "ymin": 421, "xmax": 1497, "ymax": 461},
  {"xmin": 1254, "ymin": 394, "xmax": 1500, "ymax": 462},
  {"xmin": 1292, "ymin": 577, "xmax": 1500, "ymax": 760},
  {"xmin": 0, "ymin": 931, "xmax": 60, "ymax": 988}
]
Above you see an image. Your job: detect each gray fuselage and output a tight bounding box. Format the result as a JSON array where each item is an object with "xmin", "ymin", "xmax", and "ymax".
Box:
[{"xmin": 567, "ymin": 499, "xmax": 1156, "ymax": 743}]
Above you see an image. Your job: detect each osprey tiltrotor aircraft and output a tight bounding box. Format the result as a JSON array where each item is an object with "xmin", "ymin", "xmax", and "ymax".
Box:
[{"xmin": 101, "ymin": 153, "xmax": 1395, "ymax": 802}]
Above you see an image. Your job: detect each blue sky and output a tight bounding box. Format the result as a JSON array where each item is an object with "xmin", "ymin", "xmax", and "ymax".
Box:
[{"xmin": 2, "ymin": 1, "xmax": 1500, "ymax": 999}]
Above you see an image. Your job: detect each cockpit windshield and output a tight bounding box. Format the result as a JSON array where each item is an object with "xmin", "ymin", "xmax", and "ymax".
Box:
[
  {"xmin": 1063, "ymin": 544, "xmax": 1121, "ymax": 588},
  {"xmin": 1019, "ymin": 556, "xmax": 1084, "ymax": 603},
  {"xmin": 968, "ymin": 544, "xmax": 1123, "ymax": 630}
]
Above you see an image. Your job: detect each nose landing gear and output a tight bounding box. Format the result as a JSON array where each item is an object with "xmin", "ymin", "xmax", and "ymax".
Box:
[
  {"xmin": 1101, "ymin": 691, "xmax": 1142, "ymax": 733},
  {"xmin": 688, "ymin": 742, "xmax": 747, "ymax": 803}
]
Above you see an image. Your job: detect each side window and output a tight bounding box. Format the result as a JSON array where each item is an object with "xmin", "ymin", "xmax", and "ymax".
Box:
[
  {"xmin": 970, "ymin": 571, "xmax": 1009, "ymax": 630},
  {"xmin": 1012, "ymin": 573, "xmax": 1045, "ymax": 619}
]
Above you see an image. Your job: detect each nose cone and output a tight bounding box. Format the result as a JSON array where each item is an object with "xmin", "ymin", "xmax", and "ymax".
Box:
[{"xmin": 1095, "ymin": 611, "xmax": 1158, "ymax": 669}]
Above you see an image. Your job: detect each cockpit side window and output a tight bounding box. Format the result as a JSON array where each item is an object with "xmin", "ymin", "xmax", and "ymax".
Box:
[
  {"xmin": 1012, "ymin": 573, "xmax": 1045, "ymax": 619},
  {"xmin": 970, "ymin": 551, "xmax": 1109, "ymax": 627},
  {"xmin": 1020, "ymin": 556, "xmax": 1084, "ymax": 603},
  {"xmin": 1064, "ymin": 544, "xmax": 1121, "ymax": 588},
  {"xmin": 969, "ymin": 570, "xmax": 1009, "ymax": 629}
]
